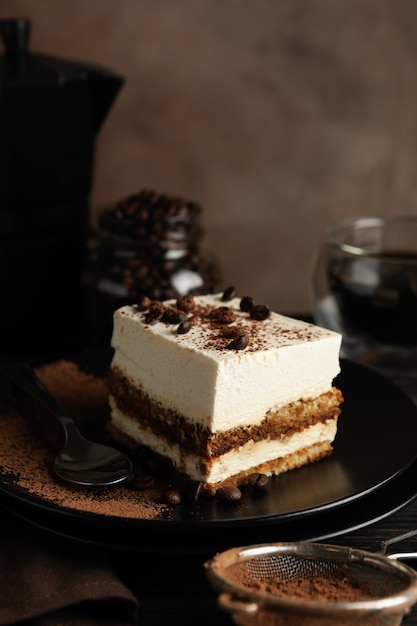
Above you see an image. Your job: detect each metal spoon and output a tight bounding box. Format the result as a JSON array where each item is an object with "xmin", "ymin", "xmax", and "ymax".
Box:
[{"xmin": 2, "ymin": 361, "xmax": 133, "ymax": 487}]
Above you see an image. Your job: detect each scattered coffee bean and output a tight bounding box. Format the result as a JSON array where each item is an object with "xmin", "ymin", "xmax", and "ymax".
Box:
[
  {"xmin": 162, "ymin": 307, "xmax": 187, "ymax": 324},
  {"xmin": 210, "ymin": 306, "xmax": 236, "ymax": 324},
  {"xmin": 177, "ymin": 319, "xmax": 191, "ymax": 334},
  {"xmin": 176, "ymin": 295, "xmax": 195, "ymax": 312},
  {"xmin": 221, "ymin": 286, "xmax": 237, "ymax": 301},
  {"xmin": 248, "ymin": 473, "xmax": 269, "ymax": 488},
  {"xmin": 144, "ymin": 310, "xmax": 162, "ymax": 324},
  {"xmin": 226, "ymin": 334, "xmax": 249, "ymax": 350},
  {"xmin": 250, "ymin": 304, "xmax": 271, "ymax": 321},
  {"xmin": 222, "ymin": 326, "xmax": 246, "ymax": 339},
  {"xmin": 144, "ymin": 301, "xmax": 164, "ymax": 324},
  {"xmin": 165, "ymin": 489, "xmax": 182, "ymax": 505},
  {"xmin": 137, "ymin": 296, "xmax": 152, "ymax": 311},
  {"xmin": 216, "ymin": 485, "xmax": 242, "ymax": 502},
  {"xmin": 240, "ymin": 296, "xmax": 255, "ymax": 312}
]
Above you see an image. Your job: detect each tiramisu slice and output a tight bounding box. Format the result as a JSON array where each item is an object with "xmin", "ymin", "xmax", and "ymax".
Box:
[{"xmin": 107, "ymin": 289, "xmax": 343, "ymax": 495}]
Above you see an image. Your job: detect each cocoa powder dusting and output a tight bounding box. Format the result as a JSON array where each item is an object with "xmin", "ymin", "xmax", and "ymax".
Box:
[{"xmin": 0, "ymin": 360, "xmax": 170, "ymax": 520}]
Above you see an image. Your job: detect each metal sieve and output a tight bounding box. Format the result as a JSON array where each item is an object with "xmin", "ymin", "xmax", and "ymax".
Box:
[{"xmin": 205, "ymin": 535, "xmax": 417, "ymax": 626}]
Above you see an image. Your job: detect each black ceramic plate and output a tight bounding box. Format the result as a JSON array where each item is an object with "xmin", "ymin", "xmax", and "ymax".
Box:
[
  {"xmin": 0, "ymin": 358, "xmax": 417, "ymax": 554},
  {"xmin": 2, "ymin": 452, "xmax": 417, "ymax": 556}
]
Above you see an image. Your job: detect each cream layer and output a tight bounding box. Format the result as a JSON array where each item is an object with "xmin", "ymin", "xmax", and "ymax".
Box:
[{"xmin": 111, "ymin": 294, "xmax": 342, "ymax": 431}]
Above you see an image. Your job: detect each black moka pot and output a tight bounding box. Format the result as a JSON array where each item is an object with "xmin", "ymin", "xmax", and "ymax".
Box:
[{"xmin": 0, "ymin": 18, "xmax": 125, "ymax": 359}]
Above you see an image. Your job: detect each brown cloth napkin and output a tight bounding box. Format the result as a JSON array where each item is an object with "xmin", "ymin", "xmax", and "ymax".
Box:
[{"xmin": 0, "ymin": 512, "xmax": 139, "ymax": 626}]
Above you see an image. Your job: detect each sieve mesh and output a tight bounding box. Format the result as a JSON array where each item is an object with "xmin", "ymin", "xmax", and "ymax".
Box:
[
  {"xmin": 205, "ymin": 543, "xmax": 417, "ymax": 626},
  {"xmin": 237, "ymin": 553, "xmax": 408, "ymax": 598}
]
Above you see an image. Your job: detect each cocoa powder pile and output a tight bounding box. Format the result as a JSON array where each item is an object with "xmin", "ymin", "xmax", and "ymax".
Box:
[{"xmin": 0, "ymin": 360, "xmax": 171, "ymax": 520}]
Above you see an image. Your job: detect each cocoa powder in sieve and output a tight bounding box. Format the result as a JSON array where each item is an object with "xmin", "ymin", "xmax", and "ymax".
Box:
[
  {"xmin": 225, "ymin": 561, "xmax": 374, "ymax": 602},
  {"xmin": 242, "ymin": 574, "xmax": 373, "ymax": 602}
]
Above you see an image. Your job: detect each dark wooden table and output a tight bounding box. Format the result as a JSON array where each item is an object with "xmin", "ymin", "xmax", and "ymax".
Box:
[{"xmin": 2, "ymin": 487, "xmax": 417, "ymax": 626}]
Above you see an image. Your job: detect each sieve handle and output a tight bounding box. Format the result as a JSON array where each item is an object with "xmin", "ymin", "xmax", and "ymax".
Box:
[
  {"xmin": 379, "ymin": 529, "xmax": 417, "ymax": 560},
  {"xmin": 218, "ymin": 592, "xmax": 260, "ymax": 616},
  {"xmin": 387, "ymin": 552, "xmax": 417, "ymax": 561}
]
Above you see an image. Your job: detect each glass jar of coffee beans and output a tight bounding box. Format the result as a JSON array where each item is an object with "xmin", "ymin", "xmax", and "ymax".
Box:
[{"xmin": 84, "ymin": 189, "xmax": 221, "ymax": 348}]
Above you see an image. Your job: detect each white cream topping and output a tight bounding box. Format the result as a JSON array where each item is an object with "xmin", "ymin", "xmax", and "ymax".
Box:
[
  {"xmin": 109, "ymin": 399, "xmax": 338, "ymax": 483},
  {"xmin": 110, "ymin": 293, "xmax": 342, "ymax": 432}
]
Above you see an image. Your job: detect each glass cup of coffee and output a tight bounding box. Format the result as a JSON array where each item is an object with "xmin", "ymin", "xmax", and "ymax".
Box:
[{"xmin": 310, "ymin": 215, "xmax": 417, "ymax": 384}]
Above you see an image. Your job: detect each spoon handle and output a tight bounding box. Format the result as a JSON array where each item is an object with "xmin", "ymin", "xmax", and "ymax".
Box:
[{"xmin": 2, "ymin": 361, "xmax": 70, "ymax": 423}]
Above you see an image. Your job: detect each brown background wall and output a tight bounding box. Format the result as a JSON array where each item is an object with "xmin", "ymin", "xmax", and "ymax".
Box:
[{"xmin": 2, "ymin": 0, "xmax": 417, "ymax": 313}]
